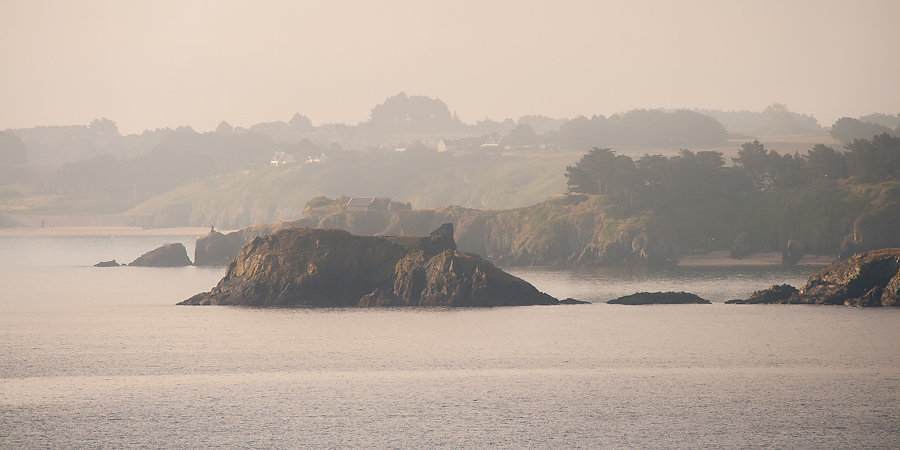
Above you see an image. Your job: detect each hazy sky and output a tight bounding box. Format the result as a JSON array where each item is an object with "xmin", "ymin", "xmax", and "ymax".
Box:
[{"xmin": 2, "ymin": 0, "xmax": 899, "ymax": 134}]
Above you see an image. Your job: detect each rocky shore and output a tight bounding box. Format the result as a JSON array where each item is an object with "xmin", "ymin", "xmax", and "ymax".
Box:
[{"xmin": 726, "ymin": 248, "xmax": 900, "ymax": 307}]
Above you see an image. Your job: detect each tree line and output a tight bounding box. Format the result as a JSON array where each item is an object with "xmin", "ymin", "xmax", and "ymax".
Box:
[{"xmin": 565, "ymin": 133, "xmax": 900, "ymax": 210}]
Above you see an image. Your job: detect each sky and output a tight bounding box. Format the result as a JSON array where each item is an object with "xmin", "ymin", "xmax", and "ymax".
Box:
[{"xmin": 1, "ymin": 0, "xmax": 899, "ymax": 134}]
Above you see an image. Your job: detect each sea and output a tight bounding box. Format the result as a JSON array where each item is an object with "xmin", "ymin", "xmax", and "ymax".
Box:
[{"xmin": 1, "ymin": 234, "xmax": 898, "ymax": 448}]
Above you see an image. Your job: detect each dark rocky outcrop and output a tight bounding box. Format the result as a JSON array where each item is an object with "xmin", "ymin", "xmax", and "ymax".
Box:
[
  {"xmin": 726, "ymin": 249, "xmax": 900, "ymax": 306},
  {"xmin": 607, "ymin": 292, "xmax": 710, "ymax": 305},
  {"xmin": 180, "ymin": 224, "xmax": 558, "ymax": 307},
  {"xmin": 94, "ymin": 259, "xmax": 120, "ymax": 267},
  {"xmin": 796, "ymin": 248, "xmax": 900, "ymax": 307},
  {"xmin": 129, "ymin": 243, "xmax": 192, "ymax": 267},
  {"xmin": 725, "ymin": 284, "xmax": 799, "ymax": 304}
]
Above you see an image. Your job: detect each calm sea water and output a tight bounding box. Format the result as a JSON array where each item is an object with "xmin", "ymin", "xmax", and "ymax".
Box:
[{"xmin": 1, "ymin": 235, "xmax": 898, "ymax": 448}]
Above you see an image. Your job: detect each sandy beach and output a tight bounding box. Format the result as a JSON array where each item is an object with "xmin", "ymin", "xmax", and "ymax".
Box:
[{"xmin": 0, "ymin": 226, "xmax": 217, "ymax": 237}]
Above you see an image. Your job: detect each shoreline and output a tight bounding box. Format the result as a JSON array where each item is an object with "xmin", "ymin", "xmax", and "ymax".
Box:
[
  {"xmin": 0, "ymin": 227, "xmax": 839, "ymax": 267},
  {"xmin": 677, "ymin": 250, "xmax": 835, "ymax": 267},
  {"xmin": 0, "ymin": 226, "xmax": 219, "ymax": 237}
]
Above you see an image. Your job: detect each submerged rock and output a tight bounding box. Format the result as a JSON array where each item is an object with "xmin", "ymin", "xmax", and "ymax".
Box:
[
  {"xmin": 725, "ymin": 284, "xmax": 799, "ymax": 304},
  {"xmin": 180, "ymin": 224, "xmax": 558, "ymax": 307},
  {"xmin": 129, "ymin": 243, "xmax": 192, "ymax": 267},
  {"xmin": 607, "ymin": 292, "xmax": 710, "ymax": 305},
  {"xmin": 94, "ymin": 259, "xmax": 120, "ymax": 267}
]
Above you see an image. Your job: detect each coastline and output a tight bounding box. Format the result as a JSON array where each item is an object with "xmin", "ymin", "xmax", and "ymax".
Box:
[
  {"xmin": 677, "ymin": 250, "xmax": 835, "ymax": 267},
  {"xmin": 0, "ymin": 227, "xmax": 839, "ymax": 267},
  {"xmin": 0, "ymin": 226, "xmax": 216, "ymax": 237}
]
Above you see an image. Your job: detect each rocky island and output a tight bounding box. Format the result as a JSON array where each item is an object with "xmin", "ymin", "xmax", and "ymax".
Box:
[
  {"xmin": 128, "ymin": 243, "xmax": 192, "ymax": 267},
  {"xmin": 180, "ymin": 224, "xmax": 559, "ymax": 307},
  {"xmin": 607, "ymin": 292, "xmax": 710, "ymax": 305}
]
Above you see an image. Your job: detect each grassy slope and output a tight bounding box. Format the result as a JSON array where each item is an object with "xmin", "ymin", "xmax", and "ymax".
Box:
[{"xmin": 128, "ymin": 149, "xmax": 580, "ymax": 228}]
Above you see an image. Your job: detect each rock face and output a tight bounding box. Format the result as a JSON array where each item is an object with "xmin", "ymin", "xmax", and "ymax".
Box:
[
  {"xmin": 194, "ymin": 229, "xmax": 242, "ymax": 266},
  {"xmin": 187, "ymin": 196, "xmax": 681, "ymax": 268},
  {"xmin": 180, "ymin": 224, "xmax": 559, "ymax": 307},
  {"xmin": 796, "ymin": 248, "xmax": 900, "ymax": 307},
  {"xmin": 129, "ymin": 243, "xmax": 192, "ymax": 267},
  {"xmin": 607, "ymin": 292, "xmax": 710, "ymax": 305},
  {"xmin": 725, "ymin": 284, "xmax": 799, "ymax": 304}
]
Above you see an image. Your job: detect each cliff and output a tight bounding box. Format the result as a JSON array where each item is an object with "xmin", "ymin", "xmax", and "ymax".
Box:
[
  {"xmin": 181, "ymin": 224, "xmax": 558, "ymax": 307},
  {"xmin": 192, "ymin": 182, "xmax": 900, "ymax": 268},
  {"xmin": 194, "ymin": 194, "xmax": 677, "ymax": 267}
]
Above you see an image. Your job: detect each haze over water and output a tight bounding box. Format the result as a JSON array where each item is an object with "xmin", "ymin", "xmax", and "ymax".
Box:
[
  {"xmin": 2, "ymin": 235, "xmax": 897, "ymax": 447},
  {"xmin": 2, "ymin": 0, "xmax": 899, "ymax": 447}
]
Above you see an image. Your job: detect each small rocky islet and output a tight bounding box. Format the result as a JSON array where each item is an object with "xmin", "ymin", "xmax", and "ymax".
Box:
[
  {"xmin": 607, "ymin": 292, "xmax": 710, "ymax": 305},
  {"xmin": 96, "ymin": 242, "xmax": 193, "ymax": 267},
  {"xmin": 180, "ymin": 224, "xmax": 560, "ymax": 307}
]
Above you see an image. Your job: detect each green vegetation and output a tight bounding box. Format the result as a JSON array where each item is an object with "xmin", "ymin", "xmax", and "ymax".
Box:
[
  {"xmin": 284, "ymin": 135, "xmax": 899, "ymax": 265},
  {"xmin": 554, "ymin": 134, "xmax": 900, "ymax": 259}
]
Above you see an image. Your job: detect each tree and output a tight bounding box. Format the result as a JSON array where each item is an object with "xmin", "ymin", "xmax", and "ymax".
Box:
[
  {"xmin": 858, "ymin": 113, "xmax": 900, "ymax": 130},
  {"xmin": 733, "ymin": 140, "xmax": 807, "ymax": 191},
  {"xmin": 806, "ymin": 144, "xmax": 846, "ymax": 180},
  {"xmin": 733, "ymin": 140, "xmax": 774, "ymax": 191},
  {"xmin": 501, "ymin": 123, "xmax": 538, "ymax": 146},
  {"xmin": 367, "ymin": 92, "xmax": 462, "ymax": 134},
  {"xmin": 761, "ymin": 103, "xmax": 820, "ymax": 135},
  {"xmin": 845, "ymin": 133, "xmax": 900, "ymax": 182},
  {"xmin": 557, "ymin": 115, "xmax": 611, "ymax": 151},
  {"xmin": 830, "ymin": 117, "xmax": 892, "ymax": 144},
  {"xmin": 565, "ymin": 147, "xmax": 619, "ymax": 194},
  {"xmin": 215, "ymin": 121, "xmax": 234, "ymax": 134},
  {"xmin": 0, "ymin": 131, "xmax": 27, "ymax": 165},
  {"xmin": 289, "ymin": 113, "xmax": 313, "ymax": 129},
  {"xmin": 89, "ymin": 117, "xmax": 120, "ymax": 137},
  {"xmin": 637, "ymin": 150, "xmax": 731, "ymax": 206},
  {"xmin": 564, "ymin": 147, "xmax": 646, "ymax": 201}
]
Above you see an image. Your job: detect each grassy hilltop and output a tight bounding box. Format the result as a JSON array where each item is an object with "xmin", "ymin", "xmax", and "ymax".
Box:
[{"xmin": 127, "ymin": 148, "xmax": 578, "ymax": 229}]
